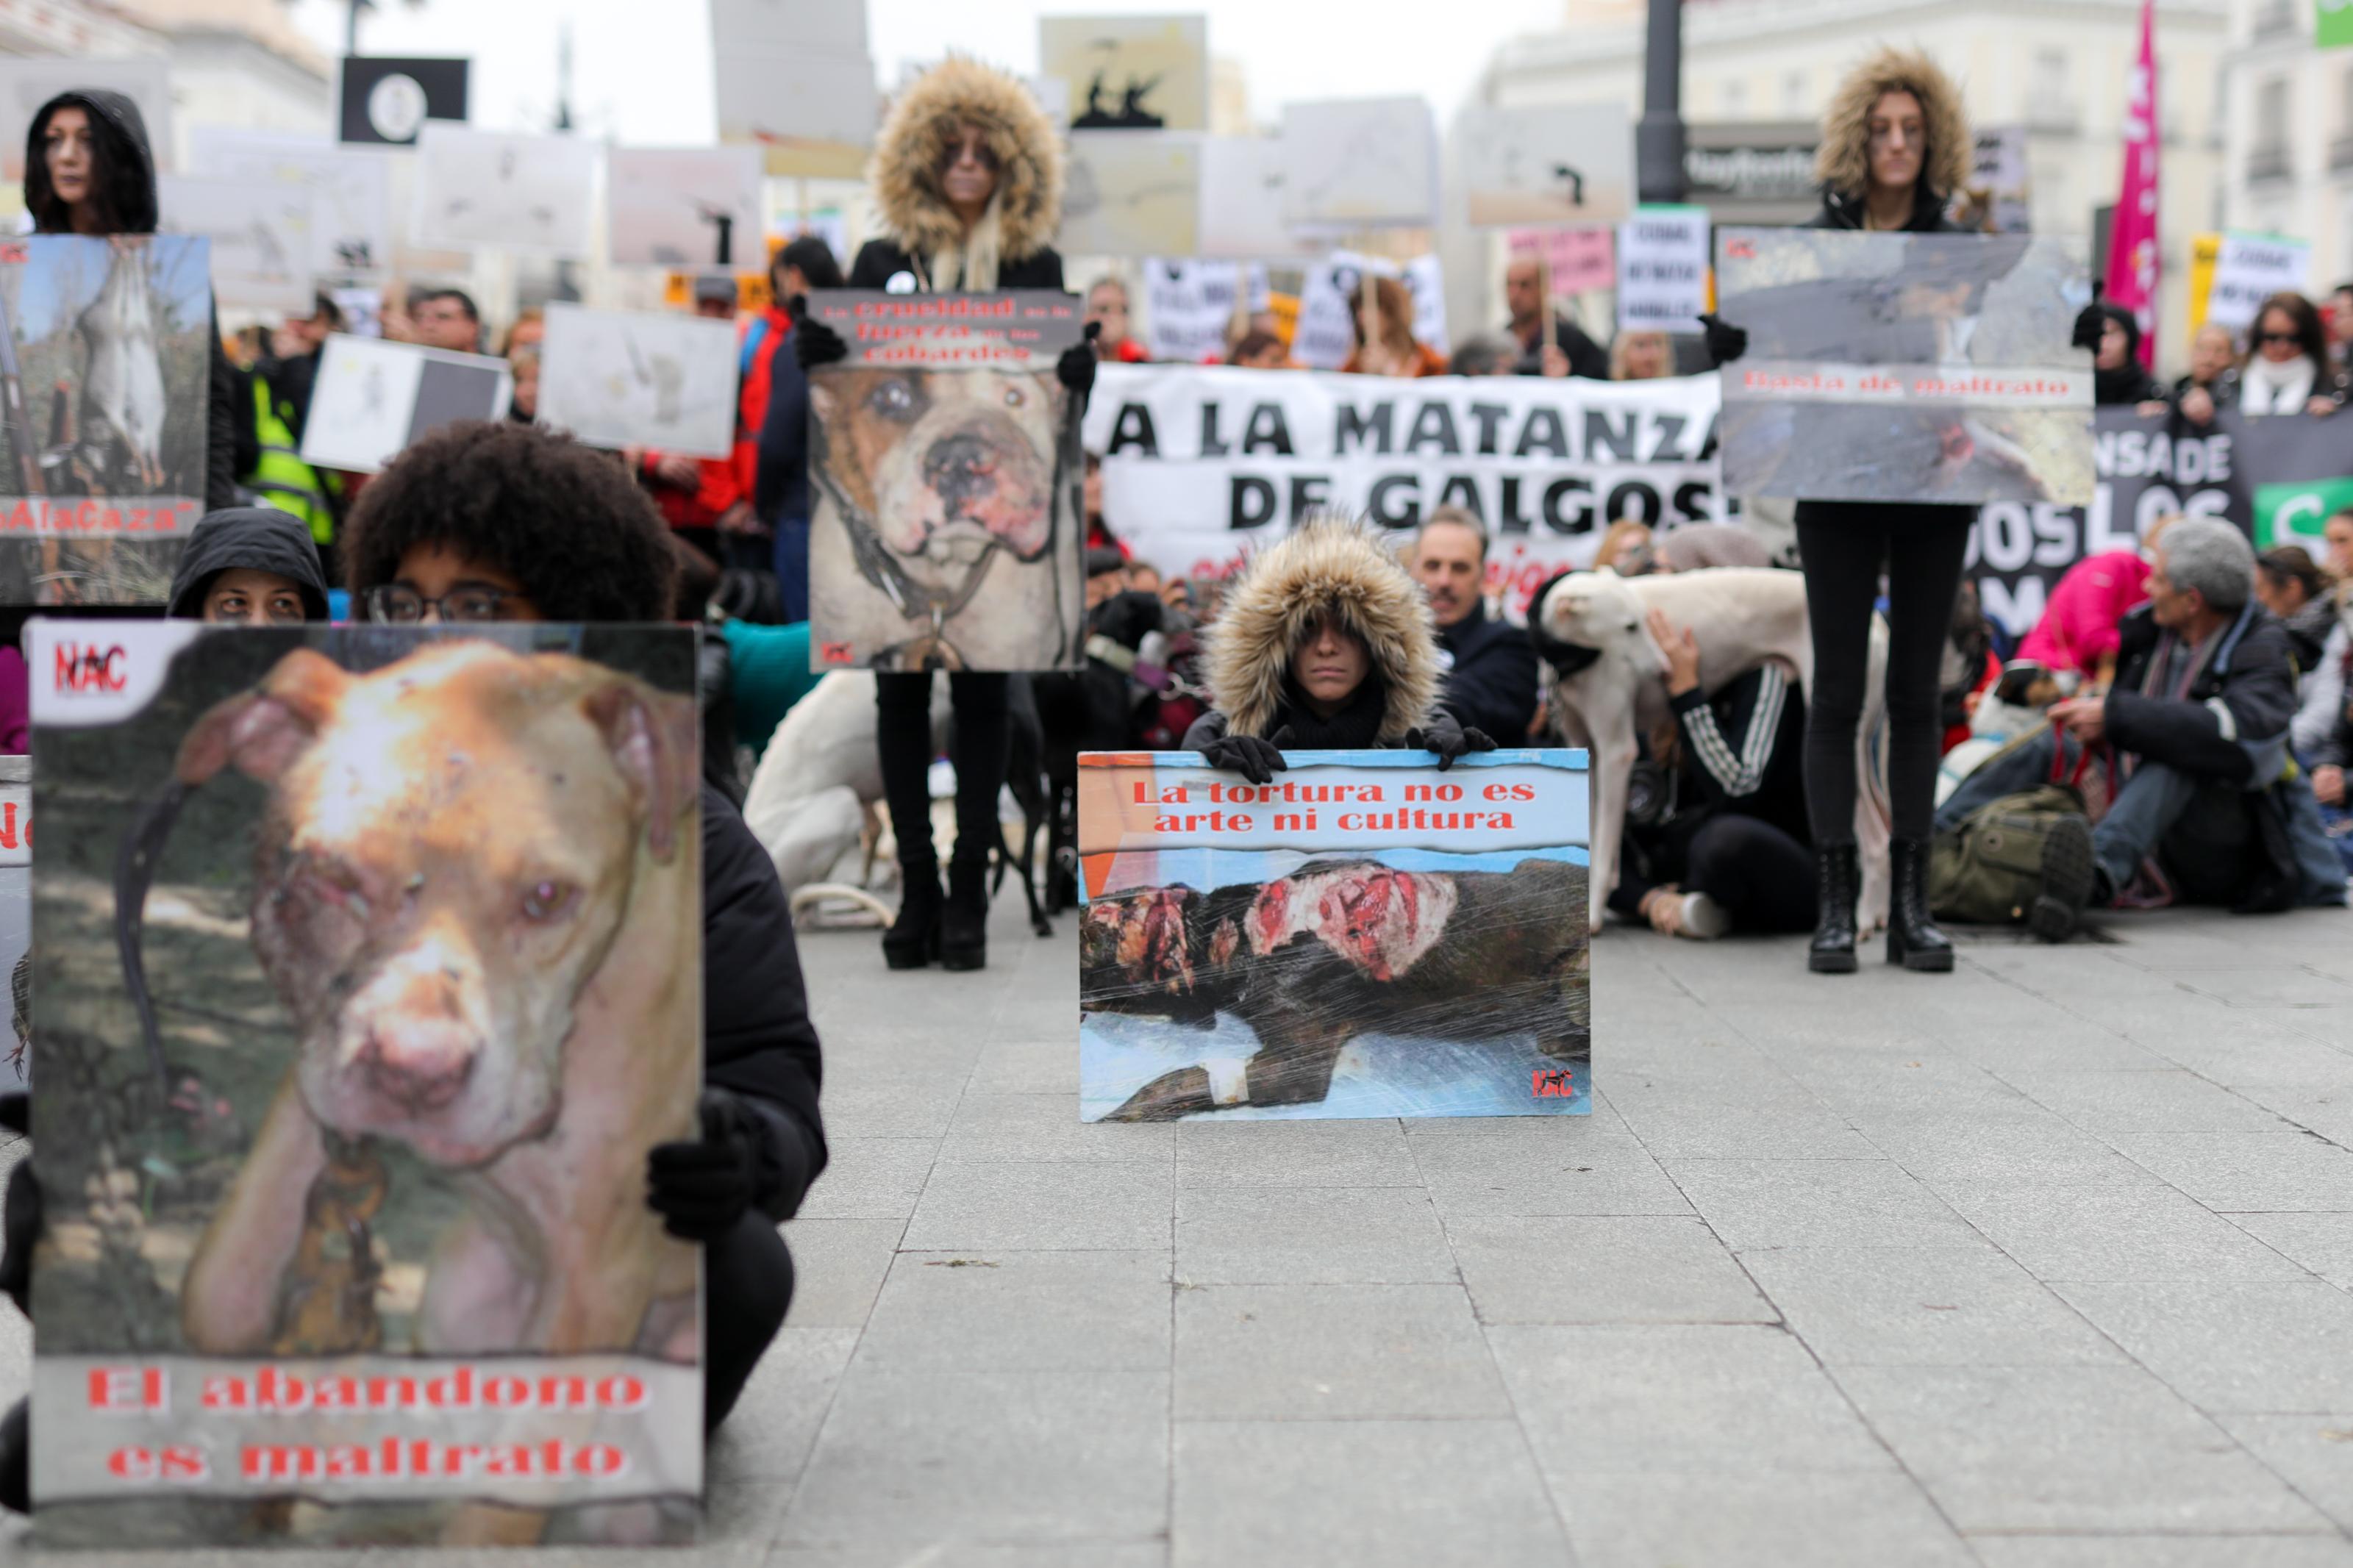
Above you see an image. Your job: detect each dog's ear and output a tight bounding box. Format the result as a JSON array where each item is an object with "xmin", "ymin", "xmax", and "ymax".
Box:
[
  {"xmin": 175, "ymin": 648, "xmax": 349, "ymax": 787},
  {"xmin": 585, "ymin": 682, "xmax": 699, "ymax": 864}
]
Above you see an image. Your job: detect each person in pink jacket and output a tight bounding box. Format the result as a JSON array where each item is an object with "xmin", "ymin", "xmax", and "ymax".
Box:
[{"xmin": 2014, "ymin": 517, "xmax": 2177, "ymax": 683}]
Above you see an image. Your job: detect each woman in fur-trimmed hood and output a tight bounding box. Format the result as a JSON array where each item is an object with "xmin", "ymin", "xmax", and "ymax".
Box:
[
  {"xmin": 848, "ymin": 56, "xmax": 1065, "ymax": 293},
  {"xmin": 1811, "ymin": 46, "xmax": 1970, "ymax": 233},
  {"xmin": 1182, "ymin": 516, "xmax": 1490, "ymax": 782}
]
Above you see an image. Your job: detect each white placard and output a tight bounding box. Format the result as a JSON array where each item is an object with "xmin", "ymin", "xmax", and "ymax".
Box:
[
  {"xmin": 331, "ymin": 285, "xmax": 383, "ymax": 337},
  {"xmin": 0, "ymin": 57, "xmax": 173, "ymax": 185},
  {"xmin": 535, "ymin": 304, "xmax": 741, "ymax": 459},
  {"xmin": 1279, "ymin": 99, "xmax": 1436, "ymax": 229},
  {"xmin": 299, "ymin": 334, "xmax": 513, "ymax": 474},
  {"xmin": 1455, "ymin": 103, "xmax": 1635, "ymax": 228},
  {"xmin": 713, "ymin": 33, "xmax": 876, "ymax": 153},
  {"xmin": 190, "ymin": 129, "xmax": 395, "ymax": 278},
  {"xmin": 157, "ymin": 173, "xmax": 316, "ymax": 313},
  {"xmin": 2207, "ymin": 232, "xmax": 2312, "ymax": 333},
  {"xmin": 1618, "ymin": 204, "xmax": 1710, "ymax": 334},
  {"xmin": 607, "ymin": 146, "xmax": 763, "ymax": 269},
  {"xmin": 1292, "ymin": 254, "xmax": 1385, "ymax": 370},
  {"xmin": 1061, "ymin": 132, "xmax": 1201, "ymax": 258},
  {"xmin": 1197, "ymin": 137, "xmax": 1319, "ymax": 260},
  {"xmin": 1143, "ymin": 259, "xmax": 1241, "ymax": 362},
  {"xmin": 410, "ymin": 124, "xmax": 599, "ymax": 259},
  {"xmin": 1403, "ymin": 254, "xmax": 1448, "ymax": 356}
]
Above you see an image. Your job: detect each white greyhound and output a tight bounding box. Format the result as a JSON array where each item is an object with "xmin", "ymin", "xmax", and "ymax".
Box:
[
  {"xmin": 1535, "ymin": 567, "xmax": 1892, "ymax": 934},
  {"xmin": 740, "ymin": 671, "xmax": 947, "ymax": 917}
]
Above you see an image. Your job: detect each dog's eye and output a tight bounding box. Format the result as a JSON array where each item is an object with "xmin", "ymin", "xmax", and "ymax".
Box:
[
  {"xmin": 520, "ymin": 880, "xmax": 577, "ymax": 924},
  {"xmin": 867, "ymin": 379, "xmax": 918, "ymax": 420},
  {"xmin": 1003, "ymin": 384, "xmax": 1026, "ymax": 409}
]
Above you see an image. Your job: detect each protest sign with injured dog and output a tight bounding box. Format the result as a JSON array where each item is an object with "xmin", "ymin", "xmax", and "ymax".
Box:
[
  {"xmin": 24, "ymin": 622, "xmax": 704, "ymax": 1547},
  {"xmin": 805, "ymin": 289, "xmax": 1087, "ymax": 672},
  {"xmin": 1078, "ymin": 749, "xmax": 1591, "ymax": 1122}
]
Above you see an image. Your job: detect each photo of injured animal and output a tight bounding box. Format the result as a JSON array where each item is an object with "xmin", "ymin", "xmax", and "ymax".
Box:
[
  {"xmin": 0, "ymin": 235, "xmax": 213, "ymax": 606},
  {"xmin": 806, "ymin": 289, "xmax": 1088, "ymax": 672},
  {"xmin": 1715, "ymin": 227, "xmax": 2093, "ymax": 506},
  {"xmin": 535, "ymin": 303, "xmax": 740, "ymax": 460},
  {"xmin": 1078, "ymin": 751, "xmax": 1591, "ymax": 1122},
  {"xmin": 25, "ymin": 621, "xmax": 704, "ymax": 1547}
]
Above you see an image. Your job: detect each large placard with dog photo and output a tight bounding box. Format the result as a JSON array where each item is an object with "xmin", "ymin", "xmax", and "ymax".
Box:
[
  {"xmin": 0, "ymin": 235, "xmax": 213, "ymax": 606},
  {"xmin": 805, "ymin": 288, "xmax": 1088, "ymax": 671},
  {"xmin": 1078, "ymin": 749, "xmax": 1590, "ymax": 1122},
  {"xmin": 1716, "ymin": 226, "xmax": 2093, "ymax": 506},
  {"xmin": 24, "ymin": 621, "xmax": 704, "ymax": 1547}
]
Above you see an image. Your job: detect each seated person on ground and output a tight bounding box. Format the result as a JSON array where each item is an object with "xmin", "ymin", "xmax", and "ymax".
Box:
[{"xmin": 1408, "ymin": 506, "xmax": 1541, "ymax": 745}]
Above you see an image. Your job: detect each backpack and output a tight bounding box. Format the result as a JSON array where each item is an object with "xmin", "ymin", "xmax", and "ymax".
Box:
[{"xmin": 1929, "ymin": 784, "xmax": 2089, "ymax": 924}]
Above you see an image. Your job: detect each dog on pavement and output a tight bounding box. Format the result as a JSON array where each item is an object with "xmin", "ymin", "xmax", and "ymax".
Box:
[{"xmin": 1534, "ymin": 566, "xmax": 1893, "ymax": 933}]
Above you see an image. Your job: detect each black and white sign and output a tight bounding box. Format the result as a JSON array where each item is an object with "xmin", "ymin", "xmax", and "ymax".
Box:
[{"xmin": 338, "ymin": 57, "xmax": 469, "ymax": 147}]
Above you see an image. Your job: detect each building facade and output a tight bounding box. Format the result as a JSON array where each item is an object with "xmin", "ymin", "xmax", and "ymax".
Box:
[{"xmin": 2220, "ymin": 0, "xmax": 2353, "ymax": 292}]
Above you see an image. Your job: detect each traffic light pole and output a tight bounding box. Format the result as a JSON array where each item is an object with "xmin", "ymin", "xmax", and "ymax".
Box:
[{"xmin": 1636, "ymin": 0, "xmax": 1688, "ymax": 204}]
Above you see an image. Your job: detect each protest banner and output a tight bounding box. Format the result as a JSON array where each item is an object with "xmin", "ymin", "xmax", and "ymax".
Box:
[
  {"xmin": 1144, "ymin": 258, "xmax": 1242, "ymax": 362},
  {"xmin": 410, "ymin": 124, "xmax": 599, "ymax": 259},
  {"xmin": 535, "ymin": 304, "xmax": 740, "ymax": 459},
  {"xmin": 1060, "ymin": 131, "xmax": 1201, "ymax": 257},
  {"xmin": 1279, "ymin": 98, "xmax": 1437, "ymax": 229},
  {"xmin": 1040, "ymin": 14, "xmax": 1209, "ymax": 131},
  {"xmin": 189, "ymin": 129, "xmax": 395, "ymax": 279},
  {"xmin": 2204, "ymin": 231, "xmax": 2310, "ymax": 333},
  {"xmin": 337, "ymin": 57, "xmax": 468, "ymax": 146},
  {"xmin": 2239, "ymin": 410, "xmax": 2353, "ymax": 551},
  {"xmin": 1507, "ymin": 227, "xmax": 1615, "ymax": 296},
  {"xmin": 1082, "ymin": 363, "xmax": 1724, "ymax": 619},
  {"xmin": 1457, "ymin": 103, "xmax": 1634, "ymax": 228},
  {"xmin": 1078, "ymin": 748, "xmax": 1591, "ymax": 1121},
  {"xmin": 1717, "ymin": 226, "xmax": 2093, "ymax": 506},
  {"xmin": 1618, "ymin": 204, "xmax": 1710, "ymax": 334},
  {"xmin": 298, "ymin": 335, "xmax": 513, "ymax": 475},
  {"xmin": 156, "ymin": 174, "xmax": 315, "ymax": 314},
  {"xmin": 2325, "ymin": 0, "xmax": 2353, "ymax": 48},
  {"xmin": 606, "ymin": 146, "xmax": 763, "ymax": 268},
  {"xmin": 26, "ymin": 620, "xmax": 703, "ymax": 1546},
  {"xmin": 804, "ymin": 289, "xmax": 1087, "ymax": 671},
  {"xmin": 0, "ymin": 57, "xmax": 173, "ymax": 183},
  {"xmin": 0, "ymin": 236, "xmax": 212, "ymax": 606}
]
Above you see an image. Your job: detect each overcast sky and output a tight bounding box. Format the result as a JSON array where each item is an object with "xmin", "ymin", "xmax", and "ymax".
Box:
[{"xmin": 284, "ymin": 0, "xmax": 1564, "ymax": 143}]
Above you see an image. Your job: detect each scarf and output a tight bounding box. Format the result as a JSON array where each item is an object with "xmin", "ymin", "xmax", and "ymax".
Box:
[
  {"xmin": 923, "ymin": 199, "xmax": 1004, "ymax": 293},
  {"xmin": 1269, "ymin": 669, "xmax": 1390, "ymax": 750},
  {"xmin": 2240, "ymin": 353, "xmax": 2315, "ymax": 415},
  {"xmin": 2094, "ymin": 362, "xmax": 2152, "ymax": 406}
]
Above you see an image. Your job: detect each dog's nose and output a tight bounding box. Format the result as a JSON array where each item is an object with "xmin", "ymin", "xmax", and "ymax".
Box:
[
  {"xmin": 923, "ymin": 435, "xmax": 1000, "ymax": 513},
  {"xmin": 357, "ymin": 1025, "xmax": 478, "ymax": 1113}
]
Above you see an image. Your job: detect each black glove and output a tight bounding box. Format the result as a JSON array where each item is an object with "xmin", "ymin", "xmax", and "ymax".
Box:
[
  {"xmin": 2071, "ymin": 304, "xmax": 2105, "ymax": 354},
  {"xmin": 793, "ymin": 316, "xmax": 848, "ymax": 371},
  {"xmin": 1697, "ymin": 312, "xmax": 1747, "ymax": 367},
  {"xmin": 1408, "ymin": 711, "xmax": 1499, "ymax": 770},
  {"xmin": 1199, "ymin": 728, "xmax": 1289, "ymax": 786},
  {"xmin": 647, "ymin": 1089, "xmax": 765, "ymax": 1242},
  {"xmin": 0, "ymin": 1092, "xmax": 22, "ymax": 1136},
  {"xmin": 1, "ymin": 1161, "xmax": 37, "ymax": 1320},
  {"xmin": 1090, "ymin": 588, "xmax": 1164, "ymax": 650},
  {"xmin": 1057, "ymin": 321, "xmax": 1101, "ymax": 397}
]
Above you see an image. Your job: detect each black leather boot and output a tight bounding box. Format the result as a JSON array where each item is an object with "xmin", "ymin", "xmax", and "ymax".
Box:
[
  {"xmin": 1808, "ymin": 843, "xmax": 1860, "ymax": 974},
  {"xmin": 1887, "ymin": 837, "xmax": 1955, "ymax": 973},
  {"xmin": 0, "ymin": 1396, "xmax": 23, "ymax": 1514},
  {"xmin": 941, "ymin": 854, "xmax": 989, "ymax": 972},
  {"xmin": 882, "ymin": 867, "xmax": 942, "ymax": 970}
]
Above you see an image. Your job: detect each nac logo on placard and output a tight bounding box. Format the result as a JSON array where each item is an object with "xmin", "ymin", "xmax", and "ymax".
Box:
[
  {"xmin": 53, "ymin": 642, "xmax": 129, "ymax": 695},
  {"xmin": 818, "ymin": 640, "xmax": 856, "ymax": 666},
  {"xmin": 1530, "ymin": 1067, "xmax": 1577, "ymax": 1099}
]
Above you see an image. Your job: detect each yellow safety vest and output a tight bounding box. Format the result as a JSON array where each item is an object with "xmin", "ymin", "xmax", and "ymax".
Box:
[{"xmin": 249, "ymin": 378, "xmax": 335, "ymax": 545}]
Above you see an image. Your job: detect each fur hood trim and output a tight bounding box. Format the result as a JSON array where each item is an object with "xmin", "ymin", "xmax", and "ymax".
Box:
[
  {"xmin": 1815, "ymin": 47, "xmax": 1970, "ymax": 202},
  {"xmin": 869, "ymin": 57, "xmax": 1063, "ymax": 269},
  {"xmin": 1206, "ymin": 517, "xmax": 1441, "ymax": 745}
]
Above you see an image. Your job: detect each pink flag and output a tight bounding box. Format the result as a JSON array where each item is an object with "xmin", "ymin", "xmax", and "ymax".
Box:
[{"xmin": 2106, "ymin": 0, "xmax": 2161, "ymax": 365}]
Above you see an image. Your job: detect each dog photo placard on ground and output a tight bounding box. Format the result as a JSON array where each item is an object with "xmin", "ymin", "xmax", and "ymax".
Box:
[
  {"xmin": 1715, "ymin": 226, "xmax": 2093, "ymax": 505},
  {"xmin": 0, "ymin": 235, "xmax": 213, "ymax": 606},
  {"xmin": 805, "ymin": 288, "xmax": 1088, "ymax": 672},
  {"xmin": 1077, "ymin": 749, "xmax": 1591, "ymax": 1122},
  {"xmin": 26, "ymin": 620, "xmax": 704, "ymax": 1547},
  {"xmin": 298, "ymin": 334, "xmax": 513, "ymax": 474},
  {"xmin": 536, "ymin": 304, "xmax": 740, "ymax": 460}
]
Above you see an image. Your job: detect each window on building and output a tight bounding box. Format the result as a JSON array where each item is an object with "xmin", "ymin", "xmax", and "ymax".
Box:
[
  {"xmin": 2030, "ymin": 49, "xmax": 2073, "ymax": 126},
  {"xmin": 1781, "ymin": 70, "xmax": 1808, "ymax": 117},
  {"xmin": 1722, "ymin": 78, "xmax": 1748, "ymax": 115},
  {"xmin": 2257, "ymin": 75, "xmax": 2290, "ymax": 153}
]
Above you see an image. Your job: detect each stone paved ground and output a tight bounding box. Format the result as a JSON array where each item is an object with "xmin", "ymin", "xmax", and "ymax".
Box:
[{"xmin": 5, "ymin": 900, "xmax": 2353, "ymax": 1565}]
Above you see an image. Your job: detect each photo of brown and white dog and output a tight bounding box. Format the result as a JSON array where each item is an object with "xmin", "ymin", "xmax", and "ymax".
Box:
[{"xmin": 808, "ymin": 357, "xmax": 1081, "ymax": 671}]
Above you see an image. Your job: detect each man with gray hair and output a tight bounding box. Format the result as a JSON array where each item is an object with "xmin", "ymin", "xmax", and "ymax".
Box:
[
  {"xmin": 1407, "ymin": 505, "xmax": 1540, "ymax": 743},
  {"xmin": 1935, "ymin": 516, "xmax": 2344, "ymax": 931}
]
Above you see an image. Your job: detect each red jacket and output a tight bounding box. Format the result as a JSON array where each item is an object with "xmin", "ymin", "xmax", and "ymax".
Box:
[{"xmin": 737, "ymin": 305, "xmax": 793, "ymax": 499}]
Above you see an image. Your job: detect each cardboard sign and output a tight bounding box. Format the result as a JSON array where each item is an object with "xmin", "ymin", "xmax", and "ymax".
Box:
[
  {"xmin": 1279, "ymin": 99, "xmax": 1437, "ymax": 229},
  {"xmin": 1197, "ymin": 137, "xmax": 1319, "ymax": 260},
  {"xmin": 1040, "ymin": 14, "xmax": 1210, "ymax": 132},
  {"xmin": 0, "ymin": 57, "xmax": 174, "ymax": 185},
  {"xmin": 804, "ymin": 290, "xmax": 1087, "ymax": 672},
  {"xmin": 299, "ymin": 335, "xmax": 513, "ymax": 475},
  {"xmin": 710, "ymin": 0, "xmax": 876, "ymax": 176},
  {"xmin": 25, "ymin": 620, "xmax": 703, "ymax": 1547},
  {"xmin": 1078, "ymin": 749, "xmax": 1591, "ymax": 1121},
  {"xmin": 1060, "ymin": 132, "xmax": 1201, "ymax": 258},
  {"xmin": 2205, "ymin": 231, "xmax": 2311, "ymax": 333},
  {"xmin": 1456, "ymin": 103, "xmax": 1634, "ymax": 228},
  {"xmin": 0, "ymin": 236, "xmax": 213, "ymax": 606},
  {"xmin": 1507, "ymin": 227, "xmax": 1616, "ymax": 295},
  {"xmin": 1716, "ymin": 226, "xmax": 2093, "ymax": 506},
  {"xmin": 607, "ymin": 146, "xmax": 764, "ymax": 269},
  {"xmin": 190, "ymin": 129, "xmax": 396, "ymax": 279},
  {"xmin": 337, "ymin": 57, "xmax": 469, "ymax": 146},
  {"xmin": 157, "ymin": 174, "xmax": 316, "ymax": 313},
  {"xmin": 536, "ymin": 304, "xmax": 741, "ymax": 459},
  {"xmin": 409, "ymin": 124, "xmax": 599, "ymax": 259},
  {"xmin": 1617, "ymin": 204, "xmax": 1710, "ymax": 334}
]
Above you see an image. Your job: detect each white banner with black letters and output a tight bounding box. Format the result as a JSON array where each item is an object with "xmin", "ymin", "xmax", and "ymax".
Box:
[{"xmin": 1082, "ymin": 365, "xmax": 1724, "ymax": 617}]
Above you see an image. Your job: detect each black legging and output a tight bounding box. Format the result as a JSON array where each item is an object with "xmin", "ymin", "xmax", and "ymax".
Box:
[
  {"xmin": 1683, "ymin": 815, "xmax": 1818, "ymax": 934},
  {"xmin": 705, "ymin": 1211, "xmax": 795, "ymax": 1433},
  {"xmin": 875, "ymin": 671, "xmax": 1009, "ymax": 876},
  {"xmin": 1795, "ymin": 506, "xmax": 1973, "ymax": 845}
]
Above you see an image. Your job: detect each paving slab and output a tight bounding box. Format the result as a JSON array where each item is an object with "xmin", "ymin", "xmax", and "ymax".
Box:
[
  {"xmin": 1736, "ymin": 1245, "xmax": 2125, "ymax": 1366},
  {"xmin": 1173, "ymin": 1282, "xmax": 1510, "ymax": 1420}
]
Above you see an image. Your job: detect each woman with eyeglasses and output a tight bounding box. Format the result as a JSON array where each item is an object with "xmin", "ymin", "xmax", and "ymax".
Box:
[{"xmin": 2235, "ymin": 293, "xmax": 2345, "ymax": 418}]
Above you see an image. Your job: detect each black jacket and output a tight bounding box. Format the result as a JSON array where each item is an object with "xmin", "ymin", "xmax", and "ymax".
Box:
[
  {"xmin": 2107, "ymin": 602, "xmax": 2296, "ymax": 786},
  {"xmin": 165, "ymin": 505, "xmax": 330, "ymax": 620},
  {"xmin": 24, "ymin": 89, "xmax": 238, "ymax": 513},
  {"xmin": 701, "ymin": 783, "xmax": 826, "ymax": 1220},
  {"xmin": 1609, "ymin": 664, "xmax": 1808, "ymax": 917},
  {"xmin": 752, "ymin": 317, "xmax": 810, "ymax": 528},
  {"xmin": 1513, "ymin": 318, "xmax": 1611, "ymax": 380},
  {"xmin": 846, "ymin": 238, "xmax": 1066, "ymax": 293},
  {"xmin": 1435, "ymin": 600, "xmax": 1539, "ymax": 742}
]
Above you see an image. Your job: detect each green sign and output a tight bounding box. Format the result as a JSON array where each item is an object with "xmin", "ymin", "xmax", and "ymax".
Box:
[
  {"xmin": 2254, "ymin": 476, "xmax": 2353, "ymax": 548},
  {"xmin": 2321, "ymin": 0, "xmax": 2353, "ymax": 49}
]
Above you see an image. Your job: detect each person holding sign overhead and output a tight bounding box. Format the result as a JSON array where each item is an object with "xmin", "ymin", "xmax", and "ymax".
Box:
[{"xmin": 793, "ymin": 57, "xmax": 1099, "ymax": 973}]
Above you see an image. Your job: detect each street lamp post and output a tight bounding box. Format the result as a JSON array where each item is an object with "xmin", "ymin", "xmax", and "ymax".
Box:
[{"xmin": 1636, "ymin": 0, "xmax": 1687, "ymax": 204}]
